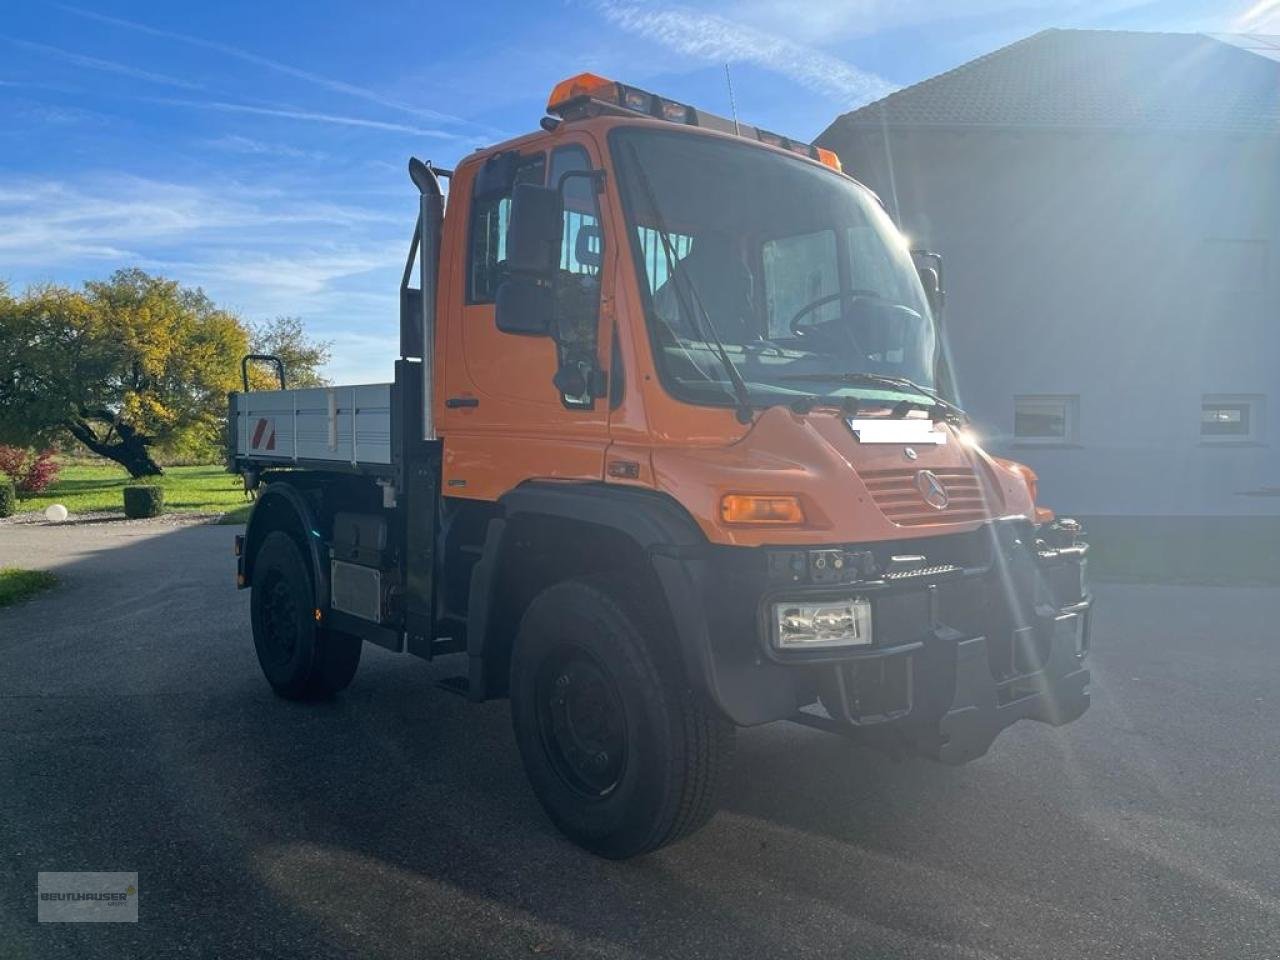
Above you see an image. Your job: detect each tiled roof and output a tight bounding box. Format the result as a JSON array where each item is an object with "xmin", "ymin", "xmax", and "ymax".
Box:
[{"xmin": 821, "ymin": 29, "xmax": 1280, "ymax": 135}]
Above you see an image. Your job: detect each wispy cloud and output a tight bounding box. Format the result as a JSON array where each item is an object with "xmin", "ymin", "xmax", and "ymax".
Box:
[
  {"xmin": 204, "ymin": 134, "xmax": 329, "ymax": 162},
  {"xmin": 4, "ymin": 36, "xmax": 204, "ymax": 90},
  {"xmin": 594, "ymin": 1, "xmax": 896, "ymax": 106},
  {"xmin": 0, "ymin": 176, "xmax": 396, "ymax": 265},
  {"xmin": 723, "ymin": 0, "xmax": 1177, "ymax": 44},
  {"xmin": 152, "ymin": 97, "xmax": 461, "ymax": 138},
  {"xmin": 3, "ymin": 101, "xmax": 103, "ymax": 128},
  {"xmin": 58, "ymin": 3, "xmax": 481, "ymax": 130},
  {"xmin": 169, "ymin": 247, "xmax": 399, "ymax": 297},
  {"xmin": 0, "ymin": 172, "xmax": 407, "ymax": 382}
]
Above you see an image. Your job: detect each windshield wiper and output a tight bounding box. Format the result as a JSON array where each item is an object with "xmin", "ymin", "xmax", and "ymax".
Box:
[
  {"xmin": 624, "ymin": 142, "xmax": 754, "ymax": 425},
  {"xmin": 777, "ymin": 372, "xmax": 967, "ymax": 422}
]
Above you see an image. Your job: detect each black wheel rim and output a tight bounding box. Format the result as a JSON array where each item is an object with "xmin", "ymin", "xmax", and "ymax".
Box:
[
  {"xmin": 535, "ymin": 646, "xmax": 627, "ymax": 799},
  {"xmin": 260, "ymin": 572, "xmax": 300, "ymax": 666}
]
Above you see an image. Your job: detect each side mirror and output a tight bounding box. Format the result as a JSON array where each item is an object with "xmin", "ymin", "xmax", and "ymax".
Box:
[
  {"xmin": 505, "ymin": 183, "xmax": 563, "ymax": 275},
  {"xmin": 911, "ymin": 249, "xmax": 945, "ymax": 317},
  {"xmin": 495, "ymin": 276, "xmax": 554, "ymax": 336},
  {"xmin": 495, "ymin": 183, "xmax": 563, "ymax": 336},
  {"xmin": 917, "ymin": 266, "xmax": 942, "ymax": 314}
]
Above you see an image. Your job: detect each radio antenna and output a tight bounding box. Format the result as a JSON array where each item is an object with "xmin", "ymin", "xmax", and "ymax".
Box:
[{"xmin": 724, "ymin": 62, "xmax": 740, "ymax": 135}]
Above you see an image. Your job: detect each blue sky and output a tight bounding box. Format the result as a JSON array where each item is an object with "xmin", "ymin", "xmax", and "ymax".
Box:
[{"xmin": 2, "ymin": 0, "xmax": 1268, "ymax": 383}]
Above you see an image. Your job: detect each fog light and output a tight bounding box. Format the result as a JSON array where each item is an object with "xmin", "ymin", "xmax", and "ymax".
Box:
[{"xmin": 772, "ymin": 598, "xmax": 872, "ymax": 649}]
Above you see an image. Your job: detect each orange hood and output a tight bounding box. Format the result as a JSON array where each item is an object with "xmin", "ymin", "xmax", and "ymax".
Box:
[{"xmin": 651, "ymin": 406, "xmax": 1035, "ymax": 547}]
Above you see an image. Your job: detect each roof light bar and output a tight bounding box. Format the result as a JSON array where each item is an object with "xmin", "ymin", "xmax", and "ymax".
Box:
[{"xmin": 546, "ymin": 72, "xmax": 843, "ymax": 172}]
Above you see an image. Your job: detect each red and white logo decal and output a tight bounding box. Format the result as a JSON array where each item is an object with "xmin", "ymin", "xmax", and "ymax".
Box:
[{"xmin": 250, "ymin": 417, "xmax": 277, "ymax": 451}]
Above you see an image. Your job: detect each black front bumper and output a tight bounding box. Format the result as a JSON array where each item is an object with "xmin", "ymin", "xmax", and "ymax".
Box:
[{"xmin": 692, "ymin": 519, "xmax": 1091, "ymax": 764}]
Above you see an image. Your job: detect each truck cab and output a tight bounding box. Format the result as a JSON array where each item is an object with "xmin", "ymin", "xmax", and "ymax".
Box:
[{"xmin": 229, "ymin": 73, "xmax": 1092, "ymax": 859}]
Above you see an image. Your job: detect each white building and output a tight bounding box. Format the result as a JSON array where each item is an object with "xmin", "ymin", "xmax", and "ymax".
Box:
[{"xmin": 818, "ymin": 29, "xmax": 1280, "ymax": 524}]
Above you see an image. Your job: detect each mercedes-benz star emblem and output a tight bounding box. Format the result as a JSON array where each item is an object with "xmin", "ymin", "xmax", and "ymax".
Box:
[
  {"xmin": 904, "ymin": 446, "xmax": 918, "ymax": 461},
  {"xmin": 914, "ymin": 469, "xmax": 950, "ymax": 510}
]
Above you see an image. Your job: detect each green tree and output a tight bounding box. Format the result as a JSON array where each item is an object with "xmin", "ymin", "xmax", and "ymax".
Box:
[
  {"xmin": 0, "ymin": 270, "xmax": 330, "ymax": 477},
  {"xmin": 249, "ymin": 316, "xmax": 332, "ymax": 389}
]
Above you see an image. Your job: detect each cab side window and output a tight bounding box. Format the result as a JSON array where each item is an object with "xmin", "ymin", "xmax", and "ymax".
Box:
[
  {"xmin": 548, "ymin": 145, "xmax": 604, "ymax": 407},
  {"xmin": 467, "ymin": 154, "xmax": 546, "ymax": 303}
]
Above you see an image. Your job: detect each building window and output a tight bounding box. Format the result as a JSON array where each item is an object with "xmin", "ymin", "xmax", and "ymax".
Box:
[
  {"xmin": 1013, "ymin": 395, "xmax": 1079, "ymax": 445},
  {"xmin": 1201, "ymin": 394, "xmax": 1264, "ymax": 443}
]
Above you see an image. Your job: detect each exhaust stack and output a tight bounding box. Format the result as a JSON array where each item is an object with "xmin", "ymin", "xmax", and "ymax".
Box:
[{"xmin": 404, "ymin": 157, "xmax": 446, "ymax": 441}]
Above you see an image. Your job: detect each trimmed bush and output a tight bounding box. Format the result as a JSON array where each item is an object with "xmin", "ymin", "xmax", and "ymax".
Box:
[
  {"xmin": 123, "ymin": 485, "xmax": 165, "ymax": 519},
  {"xmin": 0, "ymin": 480, "xmax": 14, "ymax": 518}
]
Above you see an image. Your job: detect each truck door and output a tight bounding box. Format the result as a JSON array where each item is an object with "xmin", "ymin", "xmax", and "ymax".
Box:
[{"xmin": 441, "ymin": 136, "xmax": 614, "ymax": 500}]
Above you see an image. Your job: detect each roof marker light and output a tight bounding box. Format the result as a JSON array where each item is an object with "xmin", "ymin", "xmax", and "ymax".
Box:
[
  {"xmin": 815, "ymin": 147, "xmax": 843, "ymax": 172},
  {"xmin": 621, "ymin": 87, "xmax": 653, "ymax": 113},
  {"xmin": 658, "ymin": 98, "xmax": 693, "ymax": 123}
]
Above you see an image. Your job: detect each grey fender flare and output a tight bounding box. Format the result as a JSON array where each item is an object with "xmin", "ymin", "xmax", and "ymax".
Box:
[
  {"xmin": 470, "ymin": 482, "xmax": 719, "ymax": 702},
  {"xmin": 243, "ymin": 481, "xmax": 329, "ymax": 611}
]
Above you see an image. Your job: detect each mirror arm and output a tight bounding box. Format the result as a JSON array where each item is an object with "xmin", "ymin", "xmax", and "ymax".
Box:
[{"xmin": 549, "ymin": 168, "xmax": 608, "ymax": 399}]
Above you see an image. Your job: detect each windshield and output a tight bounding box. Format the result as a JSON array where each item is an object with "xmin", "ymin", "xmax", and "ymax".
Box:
[{"xmin": 611, "ymin": 127, "xmax": 943, "ymax": 410}]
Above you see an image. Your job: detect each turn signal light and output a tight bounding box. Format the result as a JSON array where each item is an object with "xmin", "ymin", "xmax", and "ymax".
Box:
[{"xmin": 720, "ymin": 494, "xmax": 806, "ymax": 525}]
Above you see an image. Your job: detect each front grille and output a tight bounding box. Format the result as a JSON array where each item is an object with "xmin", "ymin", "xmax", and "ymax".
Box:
[{"xmin": 861, "ymin": 466, "xmax": 993, "ymax": 526}]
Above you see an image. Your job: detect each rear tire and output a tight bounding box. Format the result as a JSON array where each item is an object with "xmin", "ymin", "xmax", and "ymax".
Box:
[
  {"xmin": 250, "ymin": 530, "xmax": 361, "ymax": 700},
  {"xmin": 510, "ymin": 578, "xmax": 733, "ymax": 858}
]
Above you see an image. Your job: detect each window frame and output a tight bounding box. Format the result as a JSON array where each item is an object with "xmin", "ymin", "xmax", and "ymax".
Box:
[
  {"xmin": 546, "ymin": 142, "xmax": 607, "ymax": 410},
  {"xmin": 1200, "ymin": 393, "xmax": 1265, "ymax": 445},
  {"xmin": 1012, "ymin": 394, "xmax": 1081, "ymax": 447}
]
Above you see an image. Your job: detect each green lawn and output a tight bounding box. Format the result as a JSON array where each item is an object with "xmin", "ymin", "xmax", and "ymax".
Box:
[
  {"xmin": 16, "ymin": 463, "xmax": 253, "ymax": 524},
  {"xmin": 0, "ymin": 568, "xmax": 58, "ymax": 607}
]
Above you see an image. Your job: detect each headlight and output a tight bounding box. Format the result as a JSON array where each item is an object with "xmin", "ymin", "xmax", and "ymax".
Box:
[{"xmin": 772, "ymin": 598, "xmax": 873, "ymax": 650}]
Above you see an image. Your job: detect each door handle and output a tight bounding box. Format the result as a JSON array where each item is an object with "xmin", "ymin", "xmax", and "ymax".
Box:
[{"xmin": 446, "ymin": 396, "xmax": 479, "ymax": 409}]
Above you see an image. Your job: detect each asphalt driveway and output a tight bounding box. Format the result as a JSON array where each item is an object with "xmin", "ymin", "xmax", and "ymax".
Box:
[{"xmin": 1, "ymin": 519, "xmax": 1277, "ymax": 959}]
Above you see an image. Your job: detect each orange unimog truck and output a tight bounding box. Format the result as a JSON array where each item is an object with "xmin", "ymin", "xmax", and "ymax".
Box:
[{"xmin": 229, "ymin": 73, "xmax": 1092, "ymax": 858}]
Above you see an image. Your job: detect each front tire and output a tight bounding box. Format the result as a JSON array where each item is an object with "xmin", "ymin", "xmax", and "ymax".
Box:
[
  {"xmin": 510, "ymin": 578, "xmax": 733, "ymax": 858},
  {"xmin": 250, "ymin": 530, "xmax": 361, "ymax": 700}
]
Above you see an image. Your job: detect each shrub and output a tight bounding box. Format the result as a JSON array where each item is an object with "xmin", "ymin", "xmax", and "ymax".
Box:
[
  {"xmin": 123, "ymin": 485, "xmax": 165, "ymax": 518},
  {"xmin": 0, "ymin": 446, "xmax": 61, "ymax": 495},
  {"xmin": 0, "ymin": 480, "xmax": 14, "ymax": 518}
]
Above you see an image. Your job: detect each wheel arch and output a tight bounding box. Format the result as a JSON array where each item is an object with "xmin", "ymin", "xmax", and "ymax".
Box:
[
  {"xmin": 243, "ymin": 480, "xmax": 329, "ymax": 607},
  {"xmin": 469, "ymin": 482, "xmax": 714, "ymax": 701}
]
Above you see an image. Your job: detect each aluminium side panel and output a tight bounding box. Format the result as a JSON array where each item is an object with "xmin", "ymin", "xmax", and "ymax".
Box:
[{"xmin": 235, "ymin": 384, "xmax": 393, "ymax": 466}]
